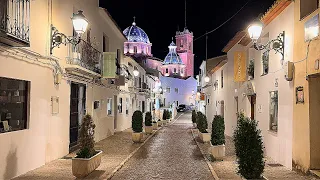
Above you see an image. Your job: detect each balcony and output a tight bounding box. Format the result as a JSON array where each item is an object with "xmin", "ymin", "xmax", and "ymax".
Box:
[
  {"xmin": 66, "ymin": 39, "xmax": 102, "ymax": 78},
  {"xmin": 0, "ymin": 0, "xmax": 30, "ymax": 47}
]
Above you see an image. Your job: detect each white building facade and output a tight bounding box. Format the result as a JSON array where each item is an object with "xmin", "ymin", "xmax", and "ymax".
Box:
[{"xmin": 205, "ymin": 3, "xmax": 294, "ymax": 169}]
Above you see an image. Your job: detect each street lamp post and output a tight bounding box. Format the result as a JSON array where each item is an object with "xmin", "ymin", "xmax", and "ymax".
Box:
[
  {"xmin": 248, "ymin": 20, "xmax": 285, "ymax": 62},
  {"xmin": 50, "ymin": 10, "xmax": 89, "ymax": 54}
]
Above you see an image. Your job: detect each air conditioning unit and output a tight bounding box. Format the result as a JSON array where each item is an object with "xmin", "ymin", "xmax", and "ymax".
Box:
[{"xmin": 284, "ymin": 61, "xmax": 294, "ymax": 81}]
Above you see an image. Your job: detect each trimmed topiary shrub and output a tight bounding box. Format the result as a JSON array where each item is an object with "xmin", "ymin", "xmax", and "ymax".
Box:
[
  {"xmin": 76, "ymin": 114, "xmax": 97, "ymax": 158},
  {"xmin": 211, "ymin": 115, "xmax": 225, "ymax": 146},
  {"xmin": 233, "ymin": 113, "xmax": 265, "ymax": 179},
  {"xmin": 132, "ymin": 110, "xmax": 143, "ymax": 133},
  {"xmin": 197, "ymin": 112, "xmax": 208, "ymax": 133},
  {"xmin": 168, "ymin": 110, "xmax": 172, "ymax": 120},
  {"xmin": 145, "ymin": 112, "xmax": 152, "ymax": 126},
  {"xmin": 162, "ymin": 109, "xmax": 167, "ymax": 120},
  {"xmin": 192, "ymin": 110, "xmax": 197, "ymax": 123}
]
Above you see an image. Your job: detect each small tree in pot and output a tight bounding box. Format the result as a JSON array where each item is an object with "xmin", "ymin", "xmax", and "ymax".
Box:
[
  {"xmin": 132, "ymin": 110, "xmax": 143, "ymax": 143},
  {"xmin": 233, "ymin": 113, "xmax": 265, "ymax": 179},
  {"xmin": 145, "ymin": 112, "xmax": 153, "ymax": 134},
  {"xmin": 210, "ymin": 115, "xmax": 225, "ymax": 160},
  {"xmin": 72, "ymin": 114, "xmax": 102, "ymax": 178},
  {"xmin": 197, "ymin": 112, "xmax": 210, "ymax": 143},
  {"xmin": 192, "ymin": 110, "xmax": 197, "ymax": 128},
  {"xmin": 162, "ymin": 109, "xmax": 168, "ymax": 125}
]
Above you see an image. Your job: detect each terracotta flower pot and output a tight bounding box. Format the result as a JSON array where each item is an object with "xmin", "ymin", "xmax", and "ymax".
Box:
[
  {"xmin": 132, "ymin": 132, "xmax": 143, "ymax": 143},
  {"xmin": 152, "ymin": 123, "xmax": 158, "ymax": 130},
  {"xmin": 145, "ymin": 126, "xmax": 153, "ymax": 134},
  {"xmin": 209, "ymin": 144, "xmax": 225, "ymax": 160},
  {"xmin": 72, "ymin": 150, "xmax": 103, "ymax": 178},
  {"xmin": 199, "ymin": 132, "xmax": 211, "ymax": 143}
]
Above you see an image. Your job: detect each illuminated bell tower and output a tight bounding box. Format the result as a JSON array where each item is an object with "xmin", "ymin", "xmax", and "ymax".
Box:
[{"xmin": 176, "ymin": 28, "xmax": 194, "ymax": 77}]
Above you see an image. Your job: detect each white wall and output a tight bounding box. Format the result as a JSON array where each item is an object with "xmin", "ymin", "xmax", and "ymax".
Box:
[
  {"xmin": 207, "ymin": 4, "xmax": 294, "ymax": 169},
  {"xmin": 160, "ymin": 76, "xmax": 197, "ymax": 107}
]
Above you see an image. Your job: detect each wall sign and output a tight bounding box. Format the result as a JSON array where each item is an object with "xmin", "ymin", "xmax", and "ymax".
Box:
[
  {"xmin": 234, "ymin": 51, "xmax": 247, "ymax": 82},
  {"xmin": 305, "ymin": 14, "xmax": 319, "ymax": 42},
  {"xmin": 296, "ymin": 86, "xmax": 304, "ymax": 104}
]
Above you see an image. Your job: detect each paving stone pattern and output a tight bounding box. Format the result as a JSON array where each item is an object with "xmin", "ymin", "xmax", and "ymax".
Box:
[
  {"xmin": 110, "ymin": 113, "xmax": 214, "ymax": 180},
  {"xmin": 193, "ymin": 131, "xmax": 318, "ymax": 180}
]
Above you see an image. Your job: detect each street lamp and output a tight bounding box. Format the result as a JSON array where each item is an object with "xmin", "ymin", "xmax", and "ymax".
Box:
[
  {"xmin": 50, "ymin": 10, "xmax": 89, "ymax": 54},
  {"xmin": 204, "ymin": 76, "xmax": 210, "ymax": 83},
  {"xmin": 133, "ymin": 69, "xmax": 139, "ymax": 77},
  {"xmin": 248, "ymin": 20, "xmax": 285, "ymax": 61},
  {"xmin": 192, "ymin": 90, "xmax": 195, "ymax": 94}
]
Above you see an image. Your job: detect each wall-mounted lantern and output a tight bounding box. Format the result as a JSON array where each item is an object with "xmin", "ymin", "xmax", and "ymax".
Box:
[
  {"xmin": 248, "ymin": 20, "xmax": 285, "ymax": 62},
  {"xmin": 204, "ymin": 76, "xmax": 210, "ymax": 83},
  {"xmin": 50, "ymin": 10, "xmax": 89, "ymax": 54}
]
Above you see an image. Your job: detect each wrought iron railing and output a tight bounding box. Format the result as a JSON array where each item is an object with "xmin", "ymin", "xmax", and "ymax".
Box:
[
  {"xmin": 0, "ymin": 0, "xmax": 30, "ymax": 45},
  {"xmin": 67, "ymin": 39, "xmax": 102, "ymax": 74}
]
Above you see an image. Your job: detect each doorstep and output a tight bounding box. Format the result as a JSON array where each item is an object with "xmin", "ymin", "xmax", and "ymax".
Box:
[{"xmin": 310, "ymin": 170, "xmax": 320, "ymax": 178}]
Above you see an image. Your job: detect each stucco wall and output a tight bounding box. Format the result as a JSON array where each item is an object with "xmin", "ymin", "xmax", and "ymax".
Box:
[
  {"xmin": 160, "ymin": 76, "xmax": 197, "ymax": 107},
  {"xmin": 0, "ymin": 0, "xmax": 126, "ymax": 178},
  {"xmin": 292, "ymin": 0, "xmax": 320, "ymax": 172},
  {"xmin": 206, "ymin": 3, "xmax": 294, "ymax": 169}
]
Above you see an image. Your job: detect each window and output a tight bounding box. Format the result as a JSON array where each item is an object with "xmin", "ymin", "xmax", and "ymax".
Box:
[
  {"xmin": 118, "ymin": 98, "xmax": 123, "ymax": 113},
  {"xmin": 166, "ymin": 87, "xmax": 170, "ymax": 93},
  {"xmin": 0, "ymin": 77, "xmax": 29, "ymax": 134},
  {"xmin": 103, "ymin": 35, "xmax": 109, "ymax": 52},
  {"xmin": 180, "ymin": 39, "xmax": 183, "ymax": 48},
  {"xmin": 107, "ymin": 98, "xmax": 112, "ymax": 115},
  {"xmin": 269, "ymin": 91, "xmax": 278, "ymax": 132},
  {"xmin": 175, "ymin": 88, "xmax": 179, "ymax": 93},
  {"xmin": 174, "ymin": 68, "xmax": 177, "ymax": 73},
  {"xmin": 86, "ymin": 28, "xmax": 91, "ymax": 43},
  {"xmin": 134, "ymin": 46, "xmax": 137, "ymax": 53},
  {"xmin": 221, "ymin": 70, "xmax": 224, "ymax": 88},
  {"xmin": 207, "ymin": 97, "xmax": 210, "ymax": 104},
  {"xmin": 126, "ymin": 98, "xmax": 129, "ymax": 115},
  {"xmin": 181, "ymin": 68, "xmax": 184, "ymax": 74},
  {"xmin": 300, "ymin": 0, "xmax": 319, "ymax": 19},
  {"xmin": 166, "ymin": 68, "xmax": 168, "ymax": 73},
  {"xmin": 262, "ymin": 51, "xmax": 269, "ymax": 75}
]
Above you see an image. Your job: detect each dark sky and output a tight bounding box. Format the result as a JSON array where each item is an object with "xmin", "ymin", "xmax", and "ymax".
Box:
[{"xmin": 100, "ymin": 0, "xmax": 275, "ymax": 75}]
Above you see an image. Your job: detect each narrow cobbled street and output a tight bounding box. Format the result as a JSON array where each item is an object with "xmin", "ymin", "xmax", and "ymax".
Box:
[{"xmin": 110, "ymin": 112, "xmax": 214, "ymax": 180}]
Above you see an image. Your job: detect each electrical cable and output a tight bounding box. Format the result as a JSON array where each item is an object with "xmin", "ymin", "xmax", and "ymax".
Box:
[{"xmin": 194, "ymin": 0, "xmax": 253, "ymax": 42}]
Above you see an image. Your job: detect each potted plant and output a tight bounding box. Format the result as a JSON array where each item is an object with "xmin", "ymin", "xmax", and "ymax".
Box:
[
  {"xmin": 157, "ymin": 118, "xmax": 162, "ymax": 127},
  {"xmin": 72, "ymin": 114, "xmax": 102, "ymax": 178},
  {"xmin": 132, "ymin": 110, "xmax": 143, "ymax": 143},
  {"xmin": 145, "ymin": 112, "xmax": 153, "ymax": 134},
  {"xmin": 209, "ymin": 115, "xmax": 225, "ymax": 160},
  {"xmin": 152, "ymin": 120, "xmax": 158, "ymax": 130},
  {"xmin": 197, "ymin": 112, "xmax": 210, "ymax": 143},
  {"xmin": 162, "ymin": 109, "xmax": 168, "ymax": 126},
  {"xmin": 192, "ymin": 110, "xmax": 197, "ymax": 128},
  {"xmin": 247, "ymin": 60, "xmax": 254, "ymax": 80},
  {"xmin": 233, "ymin": 113, "xmax": 265, "ymax": 179}
]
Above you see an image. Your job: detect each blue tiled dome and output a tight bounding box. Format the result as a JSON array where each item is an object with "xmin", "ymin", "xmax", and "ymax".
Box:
[
  {"xmin": 163, "ymin": 41, "xmax": 184, "ymax": 65},
  {"xmin": 123, "ymin": 22, "xmax": 150, "ymax": 43}
]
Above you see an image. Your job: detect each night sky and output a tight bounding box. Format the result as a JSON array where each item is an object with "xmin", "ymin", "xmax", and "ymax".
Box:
[{"xmin": 100, "ymin": 0, "xmax": 275, "ymax": 75}]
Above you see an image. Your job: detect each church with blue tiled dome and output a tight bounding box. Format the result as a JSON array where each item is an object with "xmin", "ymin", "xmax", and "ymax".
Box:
[
  {"xmin": 123, "ymin": 19, "xmax": 152, "ymax": 57},
  {"xmin": 161, "ymin": 40, "xmax": 186, "ymax": 77}
]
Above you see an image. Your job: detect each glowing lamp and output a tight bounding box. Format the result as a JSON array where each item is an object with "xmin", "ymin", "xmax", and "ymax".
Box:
[
  {"xmin": 72, "ymin": 10, "xmax": 89, "ymax": 34},
  {"xmin": 204, "ymin": 76, "xmax": 210, "ymax": 83},
  {"xmin": 248, "ymin": 21, "xmax": 263, "ymax": 41},
  {"xmin": 133, "ymin": 69, "xmax": 139, "ymax": 77}
]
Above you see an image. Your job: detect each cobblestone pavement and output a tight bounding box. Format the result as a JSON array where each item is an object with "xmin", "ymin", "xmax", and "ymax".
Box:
[
  {"xmin": 110, "ymin": 112, "xmax": 214, "ymax": 180},
  {"xmin": 193, "ymin": 131, "xmax": 319, "ymax": 180},
  {"xmin": 14, "ymin": 129, "xmax": 153, "ymax": 180}
]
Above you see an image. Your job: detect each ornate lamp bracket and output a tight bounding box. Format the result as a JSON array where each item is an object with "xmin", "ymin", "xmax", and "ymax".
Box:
[
  {"xmin": 50, "ymin": 25, "xmax": 81, "ymax": 55},
  {"xmin": 253, "ymin": 31, "xmax": 285, "ymax": 62}
]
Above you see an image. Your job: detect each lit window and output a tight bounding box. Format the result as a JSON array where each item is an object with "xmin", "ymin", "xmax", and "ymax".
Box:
[
  {"xmin": 269, "ymin": 91, "xmax": 278, "ymax": 132},
  {"xmin": 0, "ymin": 77, "xmax": 29, "ymax": 134},
  {"xmin": 107, "ymin": 98, "xmax": 112, "ymax": 115}
]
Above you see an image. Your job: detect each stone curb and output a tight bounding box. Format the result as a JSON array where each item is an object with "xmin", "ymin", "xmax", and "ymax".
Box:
[
  {"xmin": 106, "ymin": 113, "xmax": 184, "ymax": 180},
  {"xmin": 191, "ymin": 129, "xmax": 220, "ymax": 180}
]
